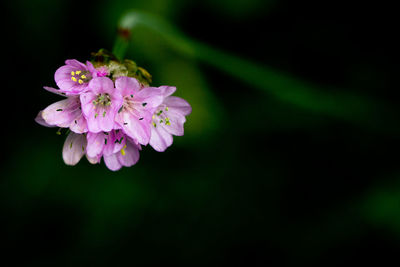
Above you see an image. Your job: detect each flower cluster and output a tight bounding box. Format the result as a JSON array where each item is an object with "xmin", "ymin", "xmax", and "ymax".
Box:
[{"xmin": 35, "ymin": 51, "xmax": 191, "ymax": 171}]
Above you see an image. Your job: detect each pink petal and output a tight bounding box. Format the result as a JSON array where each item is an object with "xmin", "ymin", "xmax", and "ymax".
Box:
[
  {"xmin": 116, "ymin": 111, "xmax": 151, "ymax": 145},
  {"xmin": 115, "ymin": 76, "xmax": 141, "ymax": 96},
  {"xmin": 159, "ymin": 86, "xmax": 176, "ymax": 97},
  {"xmin": 41, "ymin": 99, "xmax": 76, "ymax": 127},
  {"xmin": 135, "ymin": 87, "xmax": 164, "ymax": 109},
  {"xmin": 43, "ymin": 86, "xmax": 67, "ymax": 97},
  {"xmin": 69, "ymin": 113, "xmax": 88, "ymax": 134},
  {"xmin": 86, "ymin": 132, "xmax": 106, "ymax": 158},
  {"xmin": 35, "ymin": 111, "xmax": 54, "ymax": 127},
  {"xmin": 163, "ymin": 96, "xmax": 192, "ymax": 116},
  {"xmin": 117, "ymin": 140, "xmax": 140, "ymax": 167},
  {"xmin": 163, "ymin": 112, "xmax": 186, "ymax": 136},
  {"xmin": 86, "ymin": 154, "xmax": 101, "ymax": 164},
  {"xmin": 149, "ymin": 126, "xmax": 173, "ymax": 152},
  {"xmin": 62, "ymin": 133, "xmax": 86, "ymax": 166},
  {"xmin": 88, "ymin": 77, "xmax": 115, "ymax": 95},
  {"xmin": 104, "ymin": 153, "xmax": 122, "ymax": 171}
]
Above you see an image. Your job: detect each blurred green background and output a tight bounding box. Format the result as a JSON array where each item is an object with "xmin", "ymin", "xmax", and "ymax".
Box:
[{"xmin": 1, "ymin": 0, "xmax": 399, "ymax": 265}]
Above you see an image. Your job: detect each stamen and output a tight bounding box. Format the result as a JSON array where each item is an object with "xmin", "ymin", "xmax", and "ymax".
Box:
[
  {"xmin": 121, "ymin": 145, "xmax": 127, "ymax": 156},
  {"xmin": 156, "ymin": 110, "xmax": 163, "ymax": 116},
  {"xmin": 56, "ymin": 109, "xmax": 63, "ymax": 111},
  {"xmin": 81, "ymin": 75, "xmax": 86, "ymax": 79},
  {"xmin": 165, "ymin": 117, "xmax": 171, "ymax": 125},
  {"xmin": 75, "ymin": 70, "xmax": 81, "ymax": 75},
  {"xmin": 71, "ymin": 71, "xmax": 75, "ymax": 76},
  {"xmin": 142, "ymin": 102, "xmax": 147, "ymax": 106},
  {"xmin": 70, "ymin": 142, "xmax": 73, "ymax": 149},
  {"xmin": 71, "ymin": 77, "xmax": 77, "ymax": 82},
  {"xmin": 152, "ymin": 122, "xmax": 157, "ymax": 127},
  {"xmin": 95, "ymin": 113, "xmax": 98, "ymax": 118},
  {"xmin": 165, "ymin": 107, "xmax": 169, "ymax": 111},
  {"xmin": 78, "ymin": 79, "xmax": 84, "ymax": 84},
  {"xmin": 103, "ymin": 111, "xmax": 106, "ymax": 117}
]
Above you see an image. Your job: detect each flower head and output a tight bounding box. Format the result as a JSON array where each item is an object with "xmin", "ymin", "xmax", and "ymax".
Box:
[{"xmin": 36, "ymin": 52, "xmax": 191, "ymax": 171}]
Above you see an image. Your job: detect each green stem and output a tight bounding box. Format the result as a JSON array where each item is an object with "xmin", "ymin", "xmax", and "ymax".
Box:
[{"xmin": 113, "ymin": 10, "xmax": 397, "ymax": 132}]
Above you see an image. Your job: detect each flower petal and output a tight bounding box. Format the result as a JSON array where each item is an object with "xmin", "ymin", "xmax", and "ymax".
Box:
[
  {"xmin": 117, "ymin": 140, "xmax": 140, "ymax": 167},
  {"xmin": 149, "ymin": 125, "xmax": 173, "ymax": 152},
  {"xmin": 159, "ymin": 86, "xmax": 176, "ymax": 97},
  {"xmin": 86, "ymin": 132, "xmax": 106, "ymax": 158},
  {"xmin": 163, "ymin": 96, "xmax": 192, "ymax": 116},
  {"xmin": 62, "ymin": 133, "xmax": 86, "ymax": 166},
  {"xmin": 43, "ymin": 86, "xmax": 67, "ymax": 97},
  {"xmin": 41, "ymin": 98, "xmax": 76, "ymax": 127},
  {"xmin": 163, "ymin": 111, "xmax": 186, "ymax": 136},
  {"xmin": 116, "ymin": 111, "xmax": 151, "ymax": 145},
  {"xmin": 115, "ymin": 76, "xmax": 141, "ymax": 96},
  {"xmin": 104, "ymin": 153, "xmax": 122, "ymax": 171},
  {"xmin": 35, "ymin": 111, "xmax": 54, "ymax": 127}
]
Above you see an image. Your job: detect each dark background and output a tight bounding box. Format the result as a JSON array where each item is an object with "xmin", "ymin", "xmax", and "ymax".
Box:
[{"xmin": 1, "ymin": 0, "xmax": 399, "ymax": 265}]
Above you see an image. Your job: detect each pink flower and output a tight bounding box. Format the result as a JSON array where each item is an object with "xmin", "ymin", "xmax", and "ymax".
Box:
[
  {"xmin": 37, "ymin": 87, "xmax": 88, "ymax": 133},
  {"xmin": 80, "ymin": 77, "xmax": 123, "ymax": 133},
  {"xmin": 86, "ymin": 130, "xmax": 126, "ymax": 158},
  {"xmin": 103, "ymin": 137, "xmax": 141, "ymax": 171},
  {"xmin": 114, "ymin": 77, "xmax": 163, "ymax": 145},
  {"xmin": 149, "ymin": 86, "xmax": 192, "ymax": 152},
  {"xmin": 86, "ymin": 130, "xmax": 141, "ymax": 171},
  {"xmin": 55, "ymin": 59, "xmax": 94, "ymax": 95}
]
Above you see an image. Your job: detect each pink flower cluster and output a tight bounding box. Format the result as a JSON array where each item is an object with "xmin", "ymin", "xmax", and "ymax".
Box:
[{"xmin": 36, "ymin": 59, "xmax": 191, "ymax": 171}]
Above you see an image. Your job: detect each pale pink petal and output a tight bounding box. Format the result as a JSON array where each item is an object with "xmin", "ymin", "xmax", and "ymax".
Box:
[
  {"xmin": 115, "ymin": 76, "xmax": 141, "ymax": 95},
  {"xmin": 86, "ymin": 154, "xmax": 101, "ymax": 164},
  {"xmin": 43, "ymin": 86, "xmax": 67, "ymax": 97},
  {"xmin": 149, "ymin": 126, "xmax": 173, "ymax": 152},
  {"xmin": 135, "ymin": 87, "xmax": 164, "ymax": 109},
  {"xmin": 159, "ymin": 86, "xmax": 176, "ymax": 97},
  {"xmin": 117, "ymin": 140, "xmax": 140, "ymax": 167},
  {"xmin": 86, "ymin": 132, "xmax": 106, "ymax": 158},
  {"xmin": 163, "ymin": 111, "xmax": 186, "ymax": 136},
  {"xmin": 163, "ymin": 96, "xmax": 192, "ymax": 116},
  {"xmin": 116, "ymin": 111, "xmax": 151, "ymax": 145},
  {"xmin": 35, "ymin": 111, "xmax": 54, "ymax": 127},
  {"xmin": 104, "ymin": 153, "xmax": 122, "ymax": 171},
  {"xmin": 62, "ymin": 133, "xmax": 86, "ymax": 166},
  {"xmin": 41, "ymin": 99, "xmax": 75, "ymax": 127},
  {"xmin": 88, "ymin": 77, "xmax": 115, "ymax": 95},
  {"xmin": 65, "ymin": 59, "xmax": 87, "ymax": 69},
  {"xmin": 69, "ymin": 113, "xmax": 88, "ymax": 134}
]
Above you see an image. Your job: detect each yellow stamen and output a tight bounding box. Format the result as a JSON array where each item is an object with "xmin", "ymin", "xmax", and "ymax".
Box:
[
  {"xmin": 71, "ymin": 77, "xmax": 77, "ymax": 82},
  {"xmin": 152, "ymin": 122, "xmax": 157, "ymax": 127},
  {"xmin": 152, "ymin": 115, "xmax": 155, "ymax": 119},
  {"xmin": 81, "ymin": 74, "xmax": 86, "ymax": 79},
  {"xmin": 165, "ymin": 107, "xmax": 169, "ymax": 111},
  {"xmin": 75, "ymin": 70, "xmax": 81, "ymax": 75},
  {"xmin": 71, "ymin": 71, "xmax": 75, "ymax": 76},
  {"xmin": 165, "ymin": 117, "xmax": 171, "ymax": 125},
  {"xmin": 120, "ymin": 145, "xmax": 127, "ymax": 156},
  {"xmin": 78, "ymin": 79, "xmax": 84, "ymax": 84}
]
